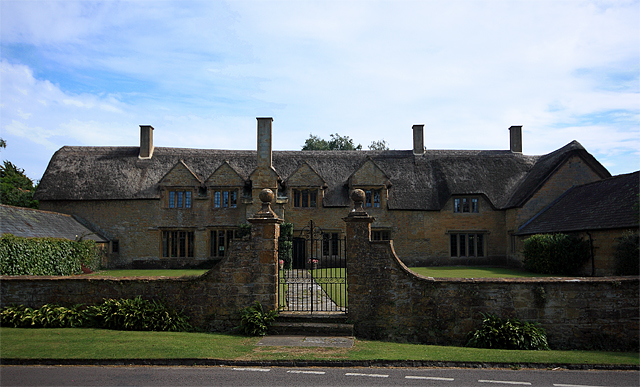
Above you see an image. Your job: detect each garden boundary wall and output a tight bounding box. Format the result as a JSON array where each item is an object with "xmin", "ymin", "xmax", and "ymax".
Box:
[
  {"xmin": 2, "ymin": 190, "xmax": 639, "ymax": 350},
  {"xmin": 0, "ymin": 193, "xmax": 282, "ymax": 332},
  {"xmin": 344, "ymin": 201, "xmax": 639, "ymax": 351}
]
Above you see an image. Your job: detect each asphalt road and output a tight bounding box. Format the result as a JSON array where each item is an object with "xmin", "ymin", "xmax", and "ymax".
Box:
[{"xmin": 1, "ymin": 366, "xmax": 638, "ymax": 387}]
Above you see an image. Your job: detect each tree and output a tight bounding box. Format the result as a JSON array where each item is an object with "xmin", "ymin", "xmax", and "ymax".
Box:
[
  {"xmin": 368, "ymin": 139, "xmax": 389, "ymax": 150},
  {"xmin": 301, "ymin": 133, "xmax": 363, "ymax": 150},
  {"xmin": 0, "ymin": 160, "xmax": 38, "ymax": 209}
]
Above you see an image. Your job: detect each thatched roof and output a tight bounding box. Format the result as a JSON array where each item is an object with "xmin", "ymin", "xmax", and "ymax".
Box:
[
  {"xmin": 517, "ymin": 171, "xmax": 639, "ymax": 235},
  {"xmin": 0, "ymin": 204, "xmax": 108, "ymax": 242},
  {"xmin": 34, "ymin": 141, "xmax": 609, "ymax": 210}
]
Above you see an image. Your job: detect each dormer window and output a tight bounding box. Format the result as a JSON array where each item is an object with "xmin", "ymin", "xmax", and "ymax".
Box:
[
  {"xmin": 453, "ymin": 197, "xmax": 479, "ymax": 213},
  {"xmin": 364, "ymin": 189, "xmax": 381, "ymax": 208},
  {"xmin": 293, "ymin": 189, "xmax": 317, "ymax": 208},
  {"xmin": 168, "ymin": 190, "xmax": 192, "ymax": 208},
  {"xmin": 213, "ymin": 189, "xmax": 238, "ymax": 208}
]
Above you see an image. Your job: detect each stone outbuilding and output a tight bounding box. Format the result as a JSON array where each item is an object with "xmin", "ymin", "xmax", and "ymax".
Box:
[{"xmin": 516, "ymin": 171, "xmax": 639, "ymax": 275}]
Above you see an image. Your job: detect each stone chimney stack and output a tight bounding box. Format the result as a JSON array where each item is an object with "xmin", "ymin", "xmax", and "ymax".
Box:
[
  {"xmin": 139, "ymin": 125, "xmax": 154, "ymax": 159},
  {"xmin": 509, "ymin": 125, "xmax": 523, "ymax": 153},
  {"xmin": 257, "ymin": 117, "xmax": 273, "ymax": 169},
  {"xmin": 412, "ymin": 124, "xmax": 425, "ymax": 155}
]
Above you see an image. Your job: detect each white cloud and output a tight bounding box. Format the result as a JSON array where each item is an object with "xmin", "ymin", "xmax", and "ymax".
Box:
[{"xmin": 0, "ymin": 0, "xmax": 638, "ymax": 179}]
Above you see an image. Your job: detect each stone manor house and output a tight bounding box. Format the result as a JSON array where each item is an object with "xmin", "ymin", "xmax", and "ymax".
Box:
[{"xmin": 35, "ymin": 118, "xmax": 616, "ymax": 270}]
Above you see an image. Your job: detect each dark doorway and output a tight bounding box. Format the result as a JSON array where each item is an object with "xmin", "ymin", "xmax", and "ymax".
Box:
[{"xmin": 292, "ymin": 237, "xmax": 306, "ymax": 269}]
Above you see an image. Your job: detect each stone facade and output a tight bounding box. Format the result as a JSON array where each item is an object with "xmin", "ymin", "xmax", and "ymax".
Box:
[{"xmin": 35, "ymin": 118, "xmax": 612, "ymax": 270}]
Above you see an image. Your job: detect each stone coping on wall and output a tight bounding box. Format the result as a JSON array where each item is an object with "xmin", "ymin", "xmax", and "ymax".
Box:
[{"xmin": 1, "ymin": 274, "xmax": 638, "ymax": 283}]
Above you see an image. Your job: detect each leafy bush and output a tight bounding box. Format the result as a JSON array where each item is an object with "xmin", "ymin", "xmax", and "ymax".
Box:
[
  {"xmin": 238, "ymin": 301, "xmax": 278, "ymax": 336},
  {"xmin": 614, "ymin": 231, "xmax": 639, "ymax": 276},
  {"xmin": 279, "ymin": 222, "xmax": 293, "ymax": 270},
  {"xmin": 1, "ymin": 297, "xmax": 191, "ymax": 332},
  {"xmin": 1, "ymin": 304, "xmax": 87, "ymax": 328},
  {"xmin": 85, "ymin": 296, "xmax": 192, "ymax": 332},
  {"xmin": 522, "ymin": 233, "xmax": 589, "ymax": 275},
  {"xmin": 0, "ymin": 234, "xmax": 103, "ymax": 276},
  {"xmin": 466, "ymin": 313, "xmax": 549, "ymax": 350},
  {"xmin": 237, "ymin": 224, "xmax": 252, "ymax": 238}
]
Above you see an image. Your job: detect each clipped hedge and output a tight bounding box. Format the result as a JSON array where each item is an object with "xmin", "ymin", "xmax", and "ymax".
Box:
[
  {"xmin": 522, "ymin": 233, "xmax": 589, "ymax": 275},
  {"xmin": 0, "ymin": 234, "xmax": 102, "ymax": 276},
  {"xmin": 614, "ymin": 231, "xmax": 639, "ymax": 276}
]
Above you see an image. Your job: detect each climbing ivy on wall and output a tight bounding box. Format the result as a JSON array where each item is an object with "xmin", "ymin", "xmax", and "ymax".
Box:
[{"xmin": 0, "ymin": 234, "xmax": 102, "ymax": 276}]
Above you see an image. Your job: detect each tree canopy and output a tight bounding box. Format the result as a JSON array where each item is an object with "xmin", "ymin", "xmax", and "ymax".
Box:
[
  {"xmin": 302, "ymin": 133, "xmax": 389, "ymax": 151},
  {"xmin": 0, "ymin": 139, "xmax": 39, "ymax": 208},
  {"xmin": 302, "ymin": 133, "xmax": 363, "ymax": 151},
  {"xmin": 368, "ymin": 139, "xmax": 389, "ymax": 150}
]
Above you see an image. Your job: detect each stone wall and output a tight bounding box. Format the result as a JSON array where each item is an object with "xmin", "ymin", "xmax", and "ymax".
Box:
[
  {"xmin": 0, "ymin": 205, "xmax": 281, "ymax": 332},
  {"xmin": 345, "ymin": 209, "xmax": 639, "ymax": 351}
]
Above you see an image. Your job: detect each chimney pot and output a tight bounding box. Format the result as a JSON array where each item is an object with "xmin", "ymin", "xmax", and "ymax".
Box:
[
  {"xmin": 412, "ymin": 124, "xmax": 425, "ymax": 155},
  {"xmin": 509, "ymin": 125, "xmax": 523, "ymax": 153},
  {"xmin": 257, "ymin": 117, "xmax": 273, "ymax": 168},
  {"xmin": 139, "ymin": 125, "xmax": 154, "ymax": 159}
]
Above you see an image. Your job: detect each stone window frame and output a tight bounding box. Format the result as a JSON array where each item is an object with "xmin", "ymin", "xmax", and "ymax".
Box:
[
  {"xmin": 292, "ymin": 188, "xmax": 318, "ymax": 208},
  {"xmin": 161, "ymin": 229, "xmax": 195, "ymax": 258},
  {"xmin": 166, "ymin": 189, "xmax": 193, "ymax": 209},
  {"xmin": 372, "ymin": 229, "xmax": 391, "ymax": 241},
  {"xmin": 448, "ymin": 230, "xmax": 487, "ymax": 257},
  {"xmin": 453, "ymin": 196, "xmax": 480, "ymax": 213},
  {"xmin": 209, "ymin": 227, "xmax": 240, "ymax": 257},
  {"xmin": 211, "ymin": 188, "xmax": 239, "ymax": 209},
  {"xmin": 321, "ymin": 230, "xmax": 342, "ymax": 258}
]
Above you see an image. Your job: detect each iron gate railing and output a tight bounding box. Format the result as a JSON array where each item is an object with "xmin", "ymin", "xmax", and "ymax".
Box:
[{"xmin": 278, "ymin": 220, "xmax": 347, "ymax": 313}]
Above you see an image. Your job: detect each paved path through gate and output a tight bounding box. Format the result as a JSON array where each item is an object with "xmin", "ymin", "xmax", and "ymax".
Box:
[{"xmin": 282, "ymin": 270, "xmax": 345, "ymax": 313}]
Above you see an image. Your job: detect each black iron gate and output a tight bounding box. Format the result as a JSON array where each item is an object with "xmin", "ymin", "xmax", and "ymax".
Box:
[{"xmin": 278, "ymin": 220, "xmax": 347, "ymax": 313}]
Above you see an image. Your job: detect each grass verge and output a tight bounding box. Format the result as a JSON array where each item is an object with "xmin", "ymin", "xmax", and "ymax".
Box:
[
  {"xmin": 409, "ymin": 266, "xmax": 558, "ymax": 279},
  {"xmin": 2, "ymin": 328, "xmax": 637, "ymax": 365}
]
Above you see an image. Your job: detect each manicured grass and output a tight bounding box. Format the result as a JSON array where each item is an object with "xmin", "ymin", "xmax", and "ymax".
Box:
[
  {"xmin": 409, "ymin": 266, "xmax": 557, "ymax": 279},
  {"xmin": 312, "ymin": 268, "xmax": 347, "ymax": 307},
  {"xmin": 1, "ymin": 328, "xmax": 637, "ymax": 365},
  {"xmin": 87, "ymin": 269, "xmax": 209, "ymax": 278}
]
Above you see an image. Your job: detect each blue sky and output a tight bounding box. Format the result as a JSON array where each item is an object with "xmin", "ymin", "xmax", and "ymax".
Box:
[{"xmin": 1, "ymin": 0, "xmax": 638, "ymax": 182}]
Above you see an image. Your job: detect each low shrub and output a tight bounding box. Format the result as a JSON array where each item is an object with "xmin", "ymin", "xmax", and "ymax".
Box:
[
  {"xmin": 238, "ymin": 301, "xmax": 278, "ymax": 336},
  {"xmin": 1, "ymin": 297, "xmax": 191, "ymax": 332},
  {"xmin": 1, "ymin": 304, "xmax": 87, "ymax": 328},
  {"xmin": 522, "ymin": 233, "xmax": 589, "ymax": 275},
  {"xmin": 614, "ymin": 231, "xmax": 639, "ymax": 276},
  {"xmin": 85, "ymin": 296, "xmax": 192, "ymax": 332},
  {"xmin": 466, "ymin": 313, "xmax": 549, "ymax": 350}
]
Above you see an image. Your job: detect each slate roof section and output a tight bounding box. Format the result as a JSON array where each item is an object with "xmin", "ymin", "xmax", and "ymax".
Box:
[
  {"xmin": 0, "ymin": 205, "xmax": 109, "ymax": 242},
  {"xmin": 517, "ymin": 171, "xmax": 639, "ymax": 235},
  {"xmin": 34, "ymin": 141, "xmax": 609, "ymax": 211}
]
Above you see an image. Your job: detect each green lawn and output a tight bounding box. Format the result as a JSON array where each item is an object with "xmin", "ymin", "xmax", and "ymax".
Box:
[
  {"xmin": 87, "ymin": 269, "xmax": 209, "ymax": 278},
  {"xmin": 312, "ymin": 268, "xmax": 347, "ymax": 307},
  {"xmin": 409, "ymin": 266, "xmax": 557, "ymax": 279},
  {"xmin": 1, "ymin": 328, "xmax": 637, "ymax": 365}
]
